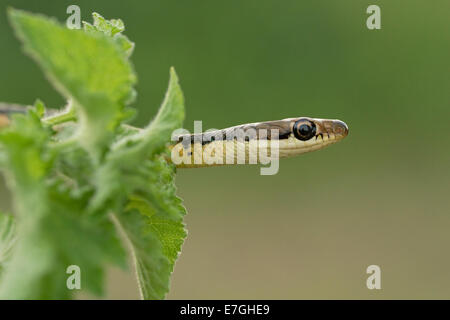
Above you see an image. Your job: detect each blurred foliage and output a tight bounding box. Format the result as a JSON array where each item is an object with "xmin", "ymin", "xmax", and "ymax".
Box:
[{"xmin": 0, "ymin": 9, "xmax": 186, "ymax": 299}]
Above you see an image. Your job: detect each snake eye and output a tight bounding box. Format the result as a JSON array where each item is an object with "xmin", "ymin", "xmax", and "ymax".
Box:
[{"xmin": 293, "ymin": 119, "xmax": 316, "ymax": 141}]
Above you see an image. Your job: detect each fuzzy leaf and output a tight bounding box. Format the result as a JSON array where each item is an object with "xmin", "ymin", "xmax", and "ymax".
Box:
[
  {"xmin": 8, "ymin": 9, "xmax": 136, "ymax": 157},
  {"xmin": 0, "ymin": 214, "xmax": 16, "ymax": 278},
  {"xmin": 107, "ymin": 69, "xmax": 186, "ymax": 299},
  {"xmin": 2, "ymin": 8, "xmax": 187, "ymax": 300},
  {"xmin": 83, "ymin": 12, "xmax": 135, "ymax": 57},
  {"xmin": 0, "ymin": 106, "xmax": 126, "ymax": 299},
  {"xmin": 116, "ymin": 158, "xmax": 186, "ymax": 300}
]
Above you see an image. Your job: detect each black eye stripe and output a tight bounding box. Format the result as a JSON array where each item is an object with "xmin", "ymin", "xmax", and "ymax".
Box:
[{"xmin": 293, "ymin": 119, "xmax": 316, "ymax": 141}]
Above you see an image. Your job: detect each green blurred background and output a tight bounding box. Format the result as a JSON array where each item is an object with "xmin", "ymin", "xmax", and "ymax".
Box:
[{"xmin": 1, "ymin": 0, "xmax": 450, "ymax": 299}]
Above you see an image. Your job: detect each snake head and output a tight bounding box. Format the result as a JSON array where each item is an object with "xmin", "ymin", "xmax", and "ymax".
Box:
[
  {"xmin": 289, "ymin": 117, "xmax": 348, "ymax": 142},
  {"xmin": 275, "ymin": 117, "xmax": 349, "ymax": 156}
]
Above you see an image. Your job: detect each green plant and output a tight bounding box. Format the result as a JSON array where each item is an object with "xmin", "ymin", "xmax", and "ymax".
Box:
[{"xmin": 0, "ymin": 9, "xmax": 187, "ymax": 299}]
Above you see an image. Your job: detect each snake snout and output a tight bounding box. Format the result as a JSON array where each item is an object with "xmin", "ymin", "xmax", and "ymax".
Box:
[{"xmin": 331, "ymin": 120, "xmax": 349, "ymax": 139}]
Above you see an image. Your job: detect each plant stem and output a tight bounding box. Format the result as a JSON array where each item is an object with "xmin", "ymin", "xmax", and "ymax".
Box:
[{"xmin": 43, "ymin": 106, "xmax": 76, "ymax": 126}]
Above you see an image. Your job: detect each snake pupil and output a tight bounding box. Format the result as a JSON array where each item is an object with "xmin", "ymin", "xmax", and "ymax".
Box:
[
  {"xmin": 293, "ymin": 119, "xmax": 316, "ymax": 141},
  {"xmin": 299, "ymin": 124, "xmax": 310, "ymax": 136}
]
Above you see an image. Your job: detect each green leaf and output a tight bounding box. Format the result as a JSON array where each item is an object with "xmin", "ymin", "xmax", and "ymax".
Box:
[
  {"xmin": 0, "ymin": 189, "xmax": 127, "ymax": 299},
  {"xmin": 0, "ymin": 213, "xmax": 16, "ymax": 278},
  {"xmin": 33, "ymin": 99, "xmax": 45, "ymax": 118},
  {"xmin": 92, "ymin": 12, "xmax": 124, "ymax": 36},
  {"xmin": 112, "ymin": 67, "xmax": 184, "ymax": 162},
  {"xmin": 115, "ymin": 158, "xmax": 186, "ymax": 300},
  {"xmin": 2, "ymin": 8, "xmax": 188, "ymax": 300},
  {"xmin": 92, "ymin": 68, "xmax": 185, "ymax": 211},
  {"xmin": 97, "ymin": 69, "xmax": 187, "ymax": 299},
  {"xmin": 0, "ymin": 111, "xmax": 127, "ymax": 299},
  {"xmin": 8, "ymin": 9, "xmax": 137, "ymax": 157},
  {"xmin": 83, "ymin": 13, "xmax": 135, "ymax": 57}
]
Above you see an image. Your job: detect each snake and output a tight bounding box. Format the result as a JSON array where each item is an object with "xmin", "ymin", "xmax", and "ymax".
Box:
[
  {"xmin": 170, "ymin": 117, "xmax": 348, "ymax": 168},
  {"xmin": 0, "ymin": 104, "xmax": 349, "ymax": 167}
]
